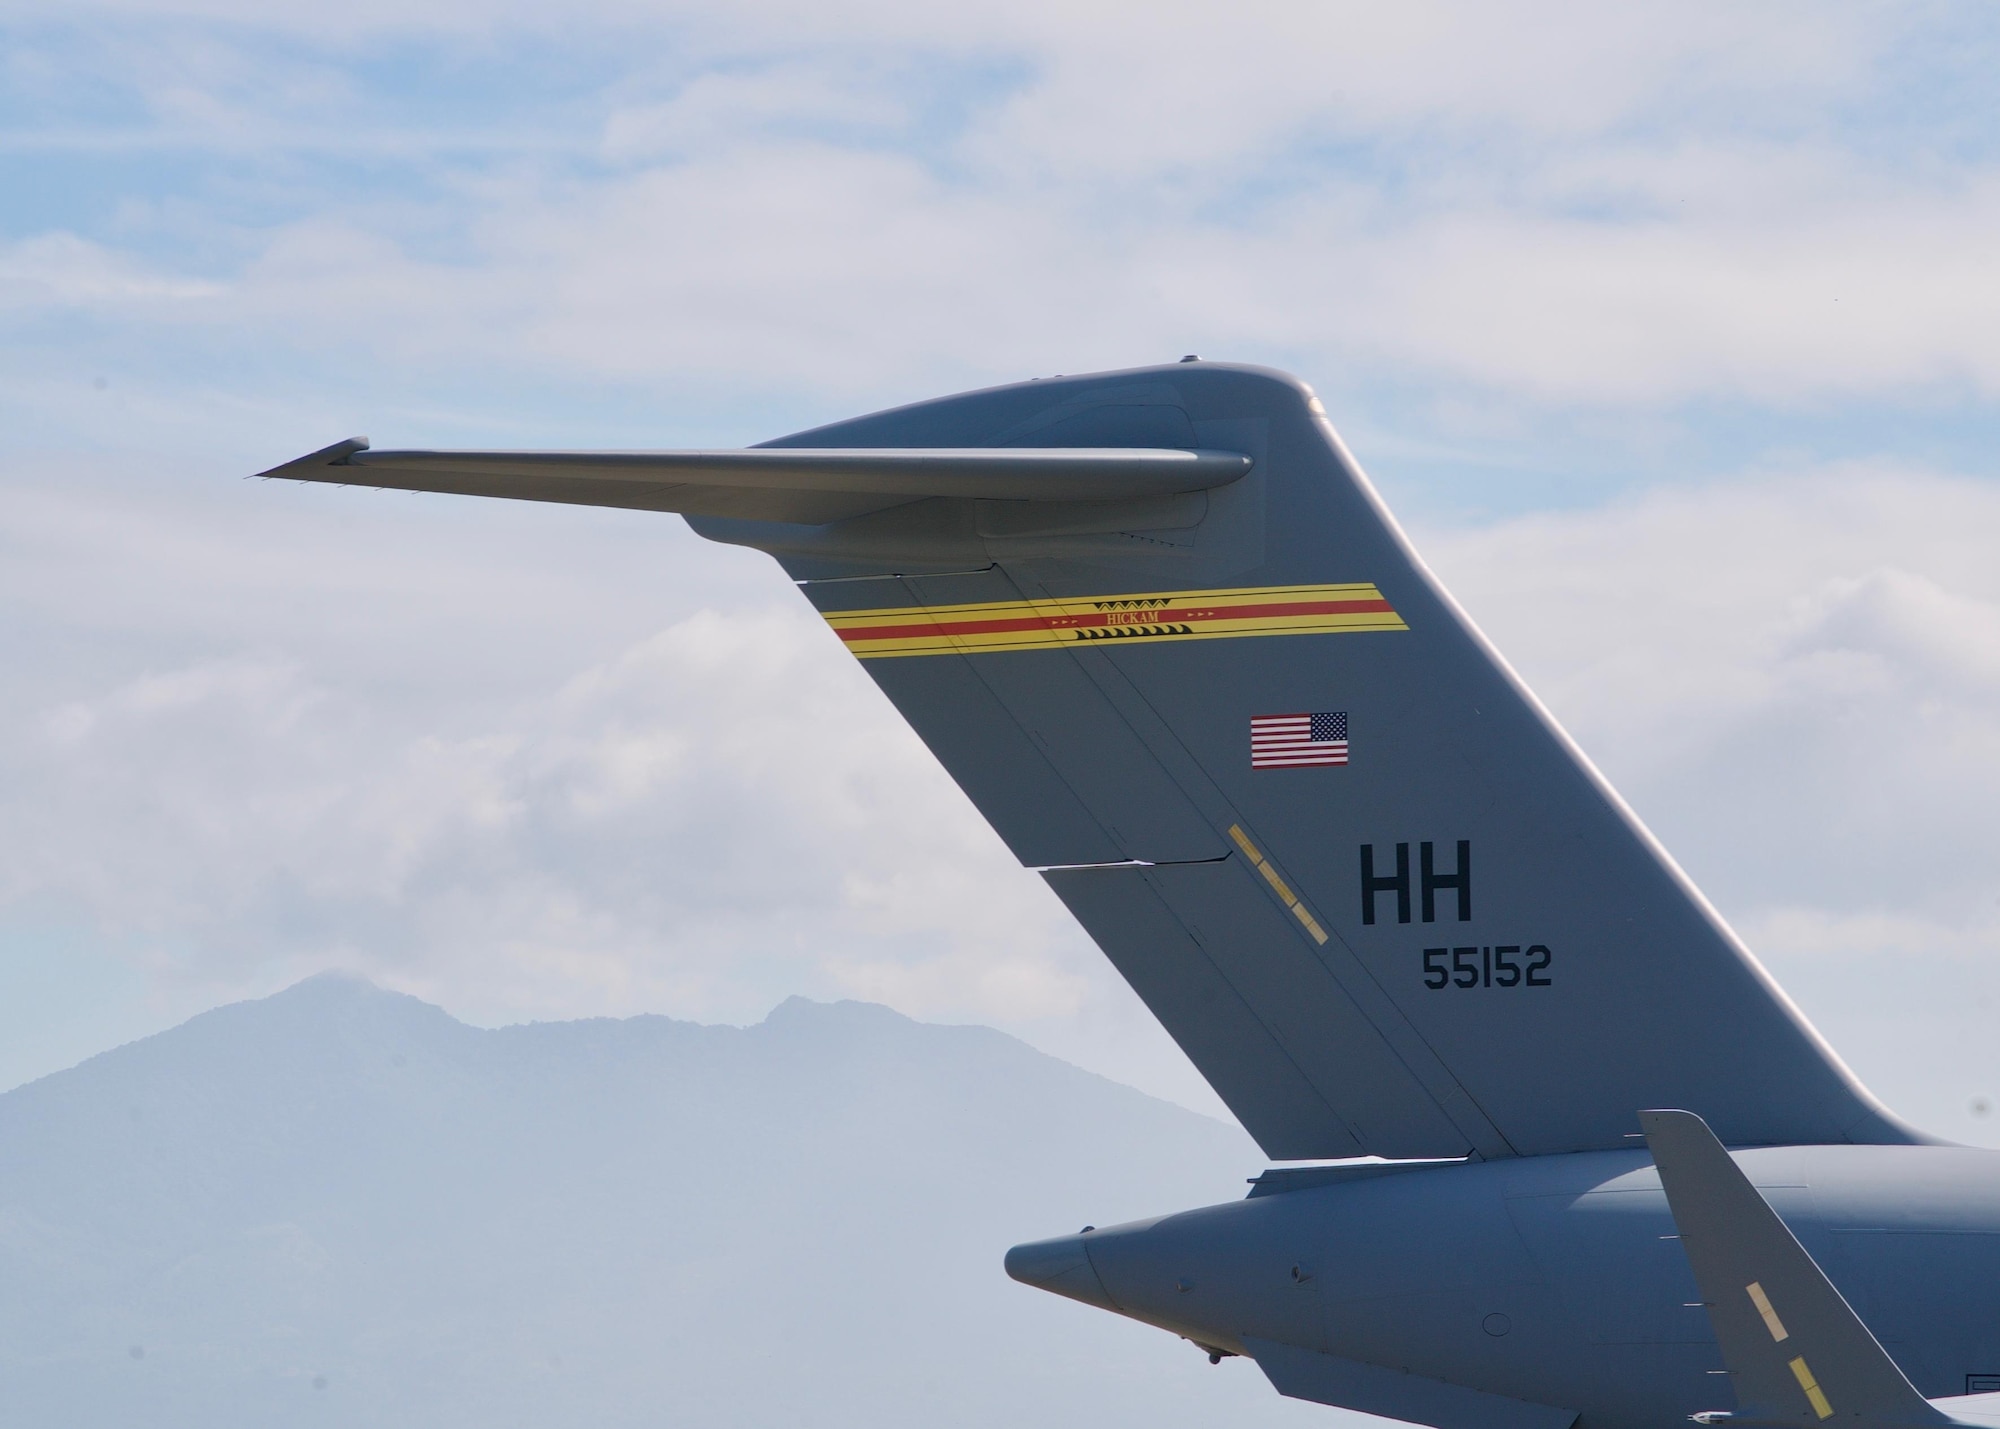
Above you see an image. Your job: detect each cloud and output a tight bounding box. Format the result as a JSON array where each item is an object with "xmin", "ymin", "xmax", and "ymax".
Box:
[
  {"xmin": 0, "ymin": 463, "xmax": 1103, "ymax": 1056},
  {"xmin": 0, "ymin": 233, "xmax": 223, "ymax": 308},
  {"xmin": 1411, "ymin": 464, "xmax": 2000, "ymax": 1136},
  {"xmin": 6, "ymin": 3, "xmax": 1994, "ymax": 417},
  {"xmin": 1419, "ymin": 462, "xmax": 2000, "ymax": 932},
  {"xmin": 598, "ymin": 61, "xmax": 919, "ymax": 164},
  {"xmin": 43, "ymin": 134, "xmax": 2000, "ymax": 412}
]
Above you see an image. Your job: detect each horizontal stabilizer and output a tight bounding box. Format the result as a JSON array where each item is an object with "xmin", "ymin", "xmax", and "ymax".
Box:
[
  {"xmin": 255, "ymin": 438, "xmax": 1252, "ymax": 525},
  {"xmin": 1641, "ymin": 1109, "xmax": 1946, "ymax": 1429}
]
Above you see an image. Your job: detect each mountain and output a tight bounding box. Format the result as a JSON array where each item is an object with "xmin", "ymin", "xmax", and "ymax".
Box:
[{"xmin": 0, "ymin": 975, "xmax": 1331, "ymax": 1428}]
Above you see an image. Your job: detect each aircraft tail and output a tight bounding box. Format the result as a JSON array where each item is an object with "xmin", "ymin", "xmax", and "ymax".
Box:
[
  {"xmin": 264, "ymin": 362, "xmax": 1929, "ymax": 1161},
  {"xmin": 705, "ymin": 363, "xmax": 1921, "ymax": 1160}
]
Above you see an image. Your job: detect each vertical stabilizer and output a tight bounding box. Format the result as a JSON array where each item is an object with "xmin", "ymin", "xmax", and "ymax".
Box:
[{"xmin": 694, "ymin": 364, "xmax": 1922, "ymax": 1162}]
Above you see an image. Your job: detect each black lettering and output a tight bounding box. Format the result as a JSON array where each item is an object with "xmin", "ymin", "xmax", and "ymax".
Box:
[
  {"xmin": 1482, "ymin": 946, "xmax": 1491, "ymax": 987},
  {"xmin": 1422, "ymin": 948, "xmax": 1448, "ymax": 989},
  {"xmin": 1360, "ymin": 843, "xmax": 1411, "ymax": 925},
  {"xmin": 1525, "ymin": 944, "xmax": 1552, "ymax": 986},
  {"xmin": 1452, "ymin": 947, "xmax": 1479, "ymax": 988},
  {"xmin": 1493, "ymin": 945, "xmax": 1521, "ymax": 987},
  {"xmin": 1421, "ymin": 840, "xmax": 1471, "ymax": 923}
]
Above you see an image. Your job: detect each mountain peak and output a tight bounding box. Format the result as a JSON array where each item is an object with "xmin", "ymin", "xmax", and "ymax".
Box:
[
  {"xmin": 0, "ymin": 971, "xmax": 1262, "ymax": 1429},
  {"xmin": 761, "ymin": 993, "xmax": 918, "ymax": 1028}
]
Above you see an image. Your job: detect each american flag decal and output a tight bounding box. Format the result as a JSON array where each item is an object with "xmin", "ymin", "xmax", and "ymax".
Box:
[{"xmin": 1251, "ymin": 711, "xmax": 1349, "ymax": 769}]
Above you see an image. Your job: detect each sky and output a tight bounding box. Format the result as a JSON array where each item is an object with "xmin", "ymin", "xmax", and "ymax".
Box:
[{"xmin": 6, "ymin": 2, "xmax": 2000, "ymax": 1140}]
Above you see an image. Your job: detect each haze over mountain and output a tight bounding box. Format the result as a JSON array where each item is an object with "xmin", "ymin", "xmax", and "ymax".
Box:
[{"xmin": 0, "ymin": 975, "xmax": 1337, "ymax": 1428}]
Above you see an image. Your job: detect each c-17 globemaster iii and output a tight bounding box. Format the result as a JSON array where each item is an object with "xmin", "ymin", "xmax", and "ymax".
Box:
[{"xmin": 262, "ymin": 361, "xmax": 2000, "ymax": 1429}]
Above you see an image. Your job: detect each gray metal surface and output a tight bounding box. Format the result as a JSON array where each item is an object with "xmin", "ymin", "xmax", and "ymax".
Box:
[
  {"xmin": 1642, "ymin": 1109, "xmax": 1944, "ymax": 1427},
  {"xmin": 1045, "ymin": 859, "xmax": 1487, "ymax": 1159},
  {"xmin": 1245, "ymin": 1336, "xmax": 1578, "ymax": 1429},
  {"xmin": 1007, "ymin": 1145, "xmax": 2000, "ymax": 1429},
  {"xmin": 255, "ymin": 437, "xmax": 1250, "ymax": 525},
  {"xmin": 717, "ymin": 362, "xmax": 1921, "ymax": 1159}
]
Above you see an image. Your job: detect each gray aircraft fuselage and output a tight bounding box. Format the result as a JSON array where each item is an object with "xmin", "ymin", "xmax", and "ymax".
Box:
[{"xmin": 1011, "ymin": 1145, "xmax": 2000, "ymax": 1428}]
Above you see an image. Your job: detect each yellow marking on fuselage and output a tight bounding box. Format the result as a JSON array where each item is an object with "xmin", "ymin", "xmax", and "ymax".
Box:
[
  {"xmin": 1748, "ymin": 1281, "xmax": 1789, "ymax": 1342},
  {"xmin": 822, "ymin": 582, "xmax": 1408, "ymax": 659},
  {"xmin": 1789, "ymin": 1357, "xmax": 1833, "ymax": 1420},
  {"xmin": 1229, "ymin": 825, "xmax": 1330, "ymax": 945}
]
